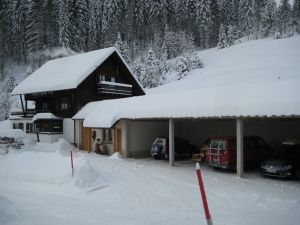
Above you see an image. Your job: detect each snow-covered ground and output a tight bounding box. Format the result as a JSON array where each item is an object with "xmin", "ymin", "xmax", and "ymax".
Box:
[{"xmin": 0, "ymin": 140, "xmax": 299, "ymax": 225}]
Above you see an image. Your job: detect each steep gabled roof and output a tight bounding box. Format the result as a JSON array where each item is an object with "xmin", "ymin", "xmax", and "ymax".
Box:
[{"xmin": 12, "ymin": 47, "xmax": 144, "ymax": 95}]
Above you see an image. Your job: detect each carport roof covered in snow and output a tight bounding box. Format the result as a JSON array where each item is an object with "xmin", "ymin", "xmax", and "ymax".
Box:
[
  {"xmin": 73, "ymin": 36, "xmax": 300, "ymax": 128},
  {"xmin": 73, "ymin": 37, "xmax": 300, "ymax": 177},
  {"xmin": 73, "ymin": 80, "xmax": 300, "ymax": 128}
]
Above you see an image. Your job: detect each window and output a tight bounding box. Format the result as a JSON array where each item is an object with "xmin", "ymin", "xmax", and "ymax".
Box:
[
  {"xmin": 99, "ymin": 74, "xmax": 106, "ymax": 82},
  {"xmin": 36, "ymin": 120, "xmax": 63, "ymax": 133},
  {"xmin": 42, "ymin": 102, "xmax": 48, "ymax": 110},
  {"xmin": 209, "ymin": 139, "xmax": 226, "ymax": 150},
  {"xmin": 13, "ymin": 123, "xmax": 24, "ymax": 130},
  {"xmin": 56, "ymin": 98, "xmax": 71, "ymax": 110},
  {"xmin": 26, "ymin": 123, "xmax": 36, "ymax": 133},
  {"xmin": 103, "ymin": 129, "xmax": 112, "ymax": 142}
]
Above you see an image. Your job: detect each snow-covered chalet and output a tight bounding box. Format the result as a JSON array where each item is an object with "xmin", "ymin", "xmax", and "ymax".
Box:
[{"xmin": 10, "ymin": 47, "xmax": 145, "ymax": 153}]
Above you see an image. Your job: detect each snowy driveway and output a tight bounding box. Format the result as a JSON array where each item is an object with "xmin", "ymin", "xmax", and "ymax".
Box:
[{"xmin": 0, "ymin": 147, "xmax": 300, "ymax": 225}]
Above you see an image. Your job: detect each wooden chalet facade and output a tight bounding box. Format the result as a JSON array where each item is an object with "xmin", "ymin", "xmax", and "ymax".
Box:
[{"xmin": 10, "ymin": 48, "xmax": 145, "ymax": 148}]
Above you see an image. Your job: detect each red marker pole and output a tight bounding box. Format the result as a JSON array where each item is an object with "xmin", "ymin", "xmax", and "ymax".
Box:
[
  {"xmin": 196, "ymin": 163, "xmax": 213, "ymax": 225},
  {"xmin": 70, "ymin": 150, "xmax": 74, "ymax": 177}
]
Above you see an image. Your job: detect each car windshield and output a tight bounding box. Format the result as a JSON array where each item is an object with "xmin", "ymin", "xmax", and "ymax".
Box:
[{"xmin": 209, "ymin": 139, "xmax": 226, "ymax": 150}]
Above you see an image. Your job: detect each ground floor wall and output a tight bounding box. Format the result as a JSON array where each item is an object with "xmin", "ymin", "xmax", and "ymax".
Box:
[
  {"xmin": 9, "ymin": 118, "xmax": 74, "ymax": 144},
  {"xmin": 127, "ymin": 120, "xmax": 169, "ymax": 158}
]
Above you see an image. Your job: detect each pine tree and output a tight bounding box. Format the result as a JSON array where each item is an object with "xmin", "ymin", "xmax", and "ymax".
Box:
[
  {"xmin": 73, "ymin": 0, "xmax": 89, "ymax": 51},
  {"xmin": 8, "ymin": 0, "xmax": 27, "ymax": 64},
  {"xmin": 293, "ymin": 0, "xmax": 300, "ymax": 33},
  {"xmin": 209, "ymin": 0, "xmax": 222, "ymax": 47},
  {"xmin": 144, "ymin": 47, "xmax": 161, "ymax": 88},
  {"xmin": 0, "ymin": 0, "xmax": 8, "ymax": 81},
  {"xmin": 217, "ymin": 24, "xmax": 227, "ymax": 49},
  {"xmin": 87, "ymin": 2, "xmax": 97, "ymax": 51},
  {"xmin": 114, "ymin": 32, "xmax": 130, "ymax": 64},
  {"xmin": 220, "ymin": 0, "xmax": 235, "ymax": 27},
  {"xmin": 197, "ymin": 0, "xmax": 210, "ymax": 48},
  {"xmin": 227, "ymin": 25, "xmax": 237, "ymax": 46},
  {"xmin": 238, "ymin": 0, "xmax": 255, "ymax": 38},
  {"xmin": 259, "ymin": 0, "xmax": 277, "ymax": 37},
  {"xmin": 56, "ymin": 0, "xmax": 72, "ymax": 48},
  {"xmin": 25, "ymin": 0, "xmax": 45, "ymax": 60},
  {"xmin": 277, "ymin": 0, "xmax": 293, "ymax": 37}
]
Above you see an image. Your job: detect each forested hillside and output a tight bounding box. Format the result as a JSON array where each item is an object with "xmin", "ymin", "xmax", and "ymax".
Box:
[{"xmin": 0, "ymin": 0, "xmax": 299, "ymax": 119}]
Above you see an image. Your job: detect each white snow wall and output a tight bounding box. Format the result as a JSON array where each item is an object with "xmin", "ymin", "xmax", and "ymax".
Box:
[{"xmin": 63, "ymin": 119, "xmax": 75, "ymax": 144}]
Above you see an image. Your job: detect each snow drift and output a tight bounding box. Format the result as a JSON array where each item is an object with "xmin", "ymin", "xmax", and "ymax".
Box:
[
  {"xmin": 0, "ymin": 139, "xmax": 106, "ymax": 192},
  {"xmin": 0, "ymin": 195, "xmax": 20, "ymax": 224}
]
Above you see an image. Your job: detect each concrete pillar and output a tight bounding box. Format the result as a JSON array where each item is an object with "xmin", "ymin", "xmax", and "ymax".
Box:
[
  {"xmin": 122, "ymin": 119, "xmax": 129, "ymax": 158},
  {"xmin": 169, "ymin": 119, "xmax": 175, "ymax": 166},
  {"xmin": 236, "ymin": 118, "xmax": 244, "ymax": 177}
]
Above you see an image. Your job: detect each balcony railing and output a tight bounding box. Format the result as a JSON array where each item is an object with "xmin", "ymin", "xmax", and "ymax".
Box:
[
  {"xmin": 97, "ymin": 81, "xmax": 132, "ymax": 96},
  {"xmin": 10, "ymin": 109, "xmax": 36, "ymax": 118}
]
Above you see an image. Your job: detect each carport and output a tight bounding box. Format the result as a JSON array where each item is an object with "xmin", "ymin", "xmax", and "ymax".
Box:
[
  {"xmin": 74, "ymin": 70, "xmax": 300, "ymax": 178},
  {"xmin": 167, "ymin": 117, "xmax": 300, "ymax": 177}
]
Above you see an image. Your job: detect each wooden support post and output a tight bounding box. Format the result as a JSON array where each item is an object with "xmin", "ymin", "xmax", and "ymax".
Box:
[
  {"xmin": 236, "ymin": 118, "xmax": 244, "ymax": 177},
  {"xmin": 19, "ymin": 95, "xmax": 25, "ymax": 117},
  {"xmin": 169, "ymin": 119, "xmax": 175, "ymax": 166}
]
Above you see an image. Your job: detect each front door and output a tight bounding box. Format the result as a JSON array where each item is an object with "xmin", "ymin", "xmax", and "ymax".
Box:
[
  {"xmin": 113, "ymin": 129, "xmax": 122, "ymax": 152},
  {"xmin": 82, "ymin": 126, "xmax": 92, "ymax": 152}
]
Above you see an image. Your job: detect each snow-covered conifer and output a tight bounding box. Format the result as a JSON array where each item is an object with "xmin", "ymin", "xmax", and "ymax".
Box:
[
  {"xmin": 114, "ymin": 33, "xmax": 130, "ymax": 64},
  {"xmin": 293, "ymin": 0, "xmax": 300, "ymax": 33},
  {"xmin": 259, "ymin": 0, "xmax": 277, "ymax": 37},
  {"xmin": 176, "ymin": 56, "xmax": 189, "ymax": 80},
  {"xmin": 227, "ymin": 25, "xmax": 237, "ymax": 46},
  {"xmin": 277, "ymin": 0, "xmax": 293, "ymax": 37},
  {"xmin": 217, "ymin": 24, "xmax": 227, "ymax": 49},
  {"xmin": 238, "ymin": 0, "xmax": 255, "ymax": 38},
  {"xmin": 56, "ymin": 0, "xmax": 72, "ymax": 48}
]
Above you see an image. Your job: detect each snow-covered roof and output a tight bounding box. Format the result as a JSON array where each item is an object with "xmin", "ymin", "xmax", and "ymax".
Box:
[
  {"xmin": 73, "ymin": 36, "xmax": 300, "ymax": 128},
  {"xmin": 11, "ymin": 47, "xmax": 144, "ymax": 95},
  {"xmin": 32, "ymin": 113, "xmax": 61, "ymax": 122}
]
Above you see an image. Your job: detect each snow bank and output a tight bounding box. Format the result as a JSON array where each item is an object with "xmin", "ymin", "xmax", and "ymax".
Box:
[
  {"xmin": 0, "ymin": 129, "xmax": 26, "ymax": 139},
  {"xmin": 0, "ymin": 120, "xmax": 12, "ymax": 129},
  {"xmin": 0, "ymin": 140, "xmax": 106, "ymax": 192},
  {"xmin": 110, "ymin": 152, "xmax": 123, "ymax": 160},
  {"xmin": 55, "ymin": 138, "xmax": 76, "ymax": 152},
  {"xmin": 0, "ymin": 195, "xmax": 20, "ymax": 224},
  {"xmin": 73, "ymin": 157, "xmax": 106, "ymax": 192}
]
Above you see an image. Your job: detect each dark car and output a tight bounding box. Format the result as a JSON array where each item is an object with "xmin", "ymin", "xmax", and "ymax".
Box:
[
  {"xmin": 260, "ymin": 141, "xmax": 300, "ymax": 179},
  {"xmin": 204, "ymin": 136, "xmax": 272, "ymax": 170},
  {"xmin": 150, "ymin": 137, "xmax": 196, "ymax": 160}
]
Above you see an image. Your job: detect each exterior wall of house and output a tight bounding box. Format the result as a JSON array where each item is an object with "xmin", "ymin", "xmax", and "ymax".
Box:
[
  {"xmin": 38, "ymin": 133, "xmax": 63, "ymax": 143},
  {"xmin": 127, "ymin": 120, "xmax": 169, "ymax": 158}
]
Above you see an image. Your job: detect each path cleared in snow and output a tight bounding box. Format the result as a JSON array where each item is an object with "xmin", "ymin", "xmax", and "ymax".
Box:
[{"xmin": 0, "ymin": 143, "xmax": 300, "ymax": 225}]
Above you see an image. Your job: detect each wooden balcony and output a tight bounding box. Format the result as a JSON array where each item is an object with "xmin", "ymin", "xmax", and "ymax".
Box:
[
  {"xmin": 10, "ymin": 109, "xmax": 36, "ymax": 118},
  {"xmin": 97, "ymin": 81, "xmax": 132, "ymax": 96}
]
